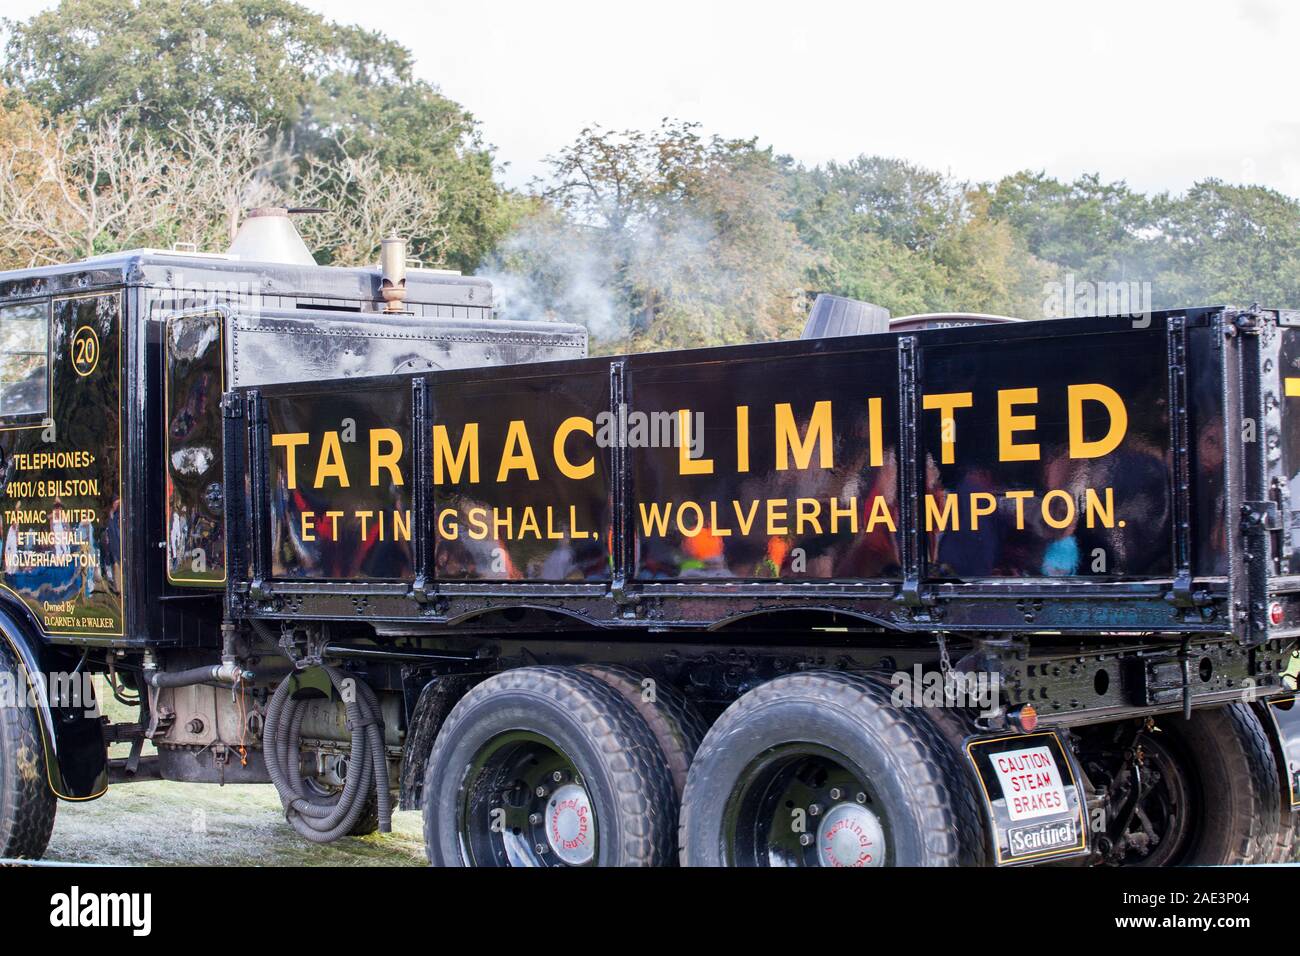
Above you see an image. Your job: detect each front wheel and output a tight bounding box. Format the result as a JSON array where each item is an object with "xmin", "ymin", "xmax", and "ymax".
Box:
[
  {"xmin": 423, "ymin": 667, "xmax": 676, "ymax": 866},
  {"xmin": 0, "ymin": 639, "xmax": 57, "ymax": 859},
  {"xmin": 679, "ymin": 672, "xmax": 981, "ymax": 867}
]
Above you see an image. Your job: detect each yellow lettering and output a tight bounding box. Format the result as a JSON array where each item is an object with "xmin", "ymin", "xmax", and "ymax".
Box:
[
  {"xmin": 866, "ymin": 495, "xmax": 896, "ymax": 533},
  {"xmin": 554, "ymin": 417, "xmax": 595, "ymax": 480},
  {"xmin": 796, "ymin": 498, "xmax": 823, "ymax": 535},
  {"xmin": 868, "ymin": 397, "xmax": 884, "ymax": 468},
  {"xmin": 639, "ymin": 502, "xmax": 672, "ymax": 537},
  {"xmin": 998, "ymin": 388, "xmax": 1040, "ymax": 462},
  {"xmin": 314, "ymin": 433, "xmax": 349, "ymax": 488},
  {"xmin": 677, "ymin": 502, "xmax": 705, "ymax": 537},
  {"xmin": 1005, "ymin": 490, "xmax": 1034, "ymax": 530},
  {"xmin": 1084, "ymin": 487, "xmax": 1115, "ymax": 529},
  {"xmin": 734, "ymin": 499, "xmax": 760, "ymax": 536},
  {"xmin": 369, "ymin": 429, "xmax": 404, "ymax": 486},
  {"xmin": 736, "ymin": 406, "xmax": 750, "ymax": 473},
  {"xmin": 678, "ymin": 410, "xmax": 714, "ymax": 475},
  {"xmin": 776, "ymin": 401, "xmax": 833, "ymax": 471},
  {"xmin": 922, "ymin": 393, "xmax": 973, "ymax": 465},
  {"xmin": 926, "ymin": 494, "xmax": 959, "ymax": 532},
  {"xmin": 1043, "ymin": 490, "xmax": 1076, "ymax": 529},
  {"xmin": 830, "ymin": 497, "xmax": 858, "ymax": 533},
  {"xmin": 272, "ymin": 433, "xmax": 309, "ymax": 489},
  {"xmin": 1069, "ymin": 384, "xmax": 1128, "ymax": 459},
  {"xmin": 497, "ymin": 421, "xmax": 539, "ymax": 482},
  {"xmin": 970, "ymin": 493, "xmax": 997, "ymax": 530},
  {"xmin": 434, "ymin": 423, "xmax": 479, "ymax": 485}
]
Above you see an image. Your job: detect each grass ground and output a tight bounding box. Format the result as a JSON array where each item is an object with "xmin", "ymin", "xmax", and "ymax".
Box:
[
  {"xmin": 45, "ymin": 782, "xmax": 427, "ymax": 866},
  {"xmin": 42, "ymin": 678, "xmax": 426, "ymax": 866}
]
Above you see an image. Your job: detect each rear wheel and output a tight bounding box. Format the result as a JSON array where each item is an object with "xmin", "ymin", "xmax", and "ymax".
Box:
[
  {"xmin": 423, "ymin": 666, "xmax": 676, "ymax": 866},
  {"xmin": 1080, "ymin": 704, "xmax": 1280, "ymax": 866},
  {"xmin": 679, "ymin": 672, "xmax": 980, "ymax": 867},
  {"xmin": 0, "ymin": 640, "xmax": 57, "ymax": 859},
  {"xmin": 577, "ymin": 663, "xmax": 708, "ymax": 801}
]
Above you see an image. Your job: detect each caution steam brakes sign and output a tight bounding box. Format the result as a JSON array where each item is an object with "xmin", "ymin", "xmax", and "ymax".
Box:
[{"xmin": 965, "ymin": 732, "xmax": 1088, "ymax": 865}]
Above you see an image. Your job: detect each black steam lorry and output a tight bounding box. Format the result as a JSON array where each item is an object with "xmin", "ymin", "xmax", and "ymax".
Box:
[{"xmin": 1, "ymin": 207, "xmax": 1299, "ymax": 868}]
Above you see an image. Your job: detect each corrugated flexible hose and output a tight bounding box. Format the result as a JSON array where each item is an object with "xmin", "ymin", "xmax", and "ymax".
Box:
[{"xmin": 263, "ymin": 666, "xmax": 393, "ymax": 843}]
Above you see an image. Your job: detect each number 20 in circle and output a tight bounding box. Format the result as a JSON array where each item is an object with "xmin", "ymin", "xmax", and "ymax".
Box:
[{"xmin": 71, "ymin": 325, "xmax": 99, "ymax": 377}]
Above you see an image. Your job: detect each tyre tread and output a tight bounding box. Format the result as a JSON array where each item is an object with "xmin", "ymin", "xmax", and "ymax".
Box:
[
  {"xmin": 423, "ymin": 666, "xmax": 675, "ymax": 866},
  {"xmin": 680, "ymin": 671, "xmax": 980, "ymax": 866},
  {"xmin": 0, "ymin": 640, "xmax": 56, "ymax": 860}
]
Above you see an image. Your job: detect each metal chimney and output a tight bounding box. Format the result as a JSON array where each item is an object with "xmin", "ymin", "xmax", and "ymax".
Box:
[
  {"xmin": 227, "ymin": 207, "xmax": 317, "ymax": 266},
  {"xmin": 380, "ymin": 236, "xmax": 408, "ymax": 313}
]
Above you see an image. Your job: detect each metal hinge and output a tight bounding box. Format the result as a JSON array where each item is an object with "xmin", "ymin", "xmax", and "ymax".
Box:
[
  {"xmin": 1242, "ymin": 500, "xmax": 1283, "ymax": 532},
  {"xmin": 1229, "ymin": 305, "xmax": 1268, "ymax": 335}
]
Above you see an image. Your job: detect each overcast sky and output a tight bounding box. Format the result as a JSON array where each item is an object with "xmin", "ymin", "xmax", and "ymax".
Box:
[{"xmin": 7, "ymin": 0, "xmax": 1300, "ymax": 196}]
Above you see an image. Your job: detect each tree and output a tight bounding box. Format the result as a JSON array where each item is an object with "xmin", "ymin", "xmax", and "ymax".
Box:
[
  {"xmin": 1152, "ymin": 180, "xmax": 1300, "ymax": 307},
  {"xmin": 296, "ymin": 150, "xmax": 450, "ymax": 268},
  {"xmin": 788, "ymin": 156, "xmax": 966, "ymax": 255},
  {"xmin": 2, "ymin": 0, "xmax": 509, "ymax": 271},
  {"xmin": 988, "ymin": 171, "xmax": 1155, "ymax": 282},
  {"xmin": 501, "ymin": 120, "xmax": 810, "ymax": 351},
  {"xmin": 0, "ymin": 89, "xmax": 449, "ymax": 271},
  {"xmin": 787, "ymin": 157, "xmax": 1048, "ymax": 320},
  {"xmin": 0, "ymin": 107, "xmax": 177, "ymax": 265}
]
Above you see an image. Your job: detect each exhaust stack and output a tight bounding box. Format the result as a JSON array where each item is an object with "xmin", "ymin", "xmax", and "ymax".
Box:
[
  {"xmin": 227, "ymin": 207, "xmax": 317, "ymax": 266},
  {"xmin": 380, "ymin": 236, "xmax": 408, "ymax": 313}
]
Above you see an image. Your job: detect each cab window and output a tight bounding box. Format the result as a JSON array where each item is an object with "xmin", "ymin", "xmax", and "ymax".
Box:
[{"xmin": 0, "ymin": 300, "xmax": 48, "ymax": 418}]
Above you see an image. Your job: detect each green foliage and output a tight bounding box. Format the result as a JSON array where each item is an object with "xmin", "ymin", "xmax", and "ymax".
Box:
[
  {"xmin": 1151, "ymin": 180, "xmax": 1300, "ymax": 307},
  {"xmin": 489, "ymin": 121, "xmax": 809, "ymax": 352},
  {"xmin": 2, "ymin": 0, "xmax": 510, "ymax": 271},
  {"xmin": 988, "ymin": 171, "xmax": 1154, "ymax": 281},
  {"xmin": 5, "ymin": 0, "xmax": 1300, "ymax": 345}
]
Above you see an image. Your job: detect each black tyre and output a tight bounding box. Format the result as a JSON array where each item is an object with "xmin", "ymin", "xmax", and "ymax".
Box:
[
  {"xmin": 577, "ymin": 664, "xmax": 708, "ymax": 800},
  {"xmin": 1085, "ymin": 704, "xmax": 1280, "ymax": 866},
  {"xmin": 0, "ymin": 639, "xmax": 57, "ymax": 859},
  {"xmin": 423, "ymin": 666, "xmax": 676, "ymax": 867},
  {"xmin": 679, "ymin": 672, "xmax": 981, "ymax": 867},
  {"xmin": 1158, "ymin": 705, "xmax": 1279, "ymax": 865},
  {"xmin": 1259, "ymin": 698, "xmax": 1300, "ymax": 865},
  {"xmin": 1270, "ymin": 812, "xmax": 1299, "ymax": 864}
]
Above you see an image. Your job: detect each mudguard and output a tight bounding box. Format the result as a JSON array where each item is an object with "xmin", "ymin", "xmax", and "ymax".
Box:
[
  {"xmin": 964, "ymin": 730, "xmax": 1089, "ymax": 866},
  {"xmin": 0, "ymin": 605, "xmax": 108, "ymax": 801}
]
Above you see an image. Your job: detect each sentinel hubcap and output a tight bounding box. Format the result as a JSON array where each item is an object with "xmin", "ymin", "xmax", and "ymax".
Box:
[
  {"xmin": 724, "ymin": 743, "xmax": 891, "ymax": 867},
  {"xmin": 816, "ymin": 802, "xmax": 886, "ymax": 867},
  {"xmin": 459, "ymin": 731, "xmax": 598, "ymax": 867},
  {"xmin": 546, "ymin": 783, "xmax": 595, "ymax": 865}
]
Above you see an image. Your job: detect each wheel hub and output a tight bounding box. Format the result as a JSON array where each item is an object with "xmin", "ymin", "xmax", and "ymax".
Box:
[
  {"xmin": 816, "ymin": 801, "xmax": 886, "ymax": 868},
  {"xmin": 545, "ymin": 783, "xmax": 595, "ymax": 865}
]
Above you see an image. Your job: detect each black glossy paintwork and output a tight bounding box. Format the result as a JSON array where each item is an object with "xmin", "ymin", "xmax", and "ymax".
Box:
[
  {"xmin": 0, "ymin": 292, "xmax": 124, "ymax": 638},
  {"xmin": 264, "ymin": 381, "xmax": 414, "ymax": 580},
  {"xmin": 229, "ymin": 310, "xmax": 1273, "ymax": 639},
  {"xmin": 918, "ymin": 329, "xmax": 1171, "ymax": 580},
  {"xmin": 165, "ymin": 311, "xmax": 225, "ymax": 585},
  {"xmin": 629, "ymin": 347, "xmax": 901, "ymax": 580},
  {"xmin": 429, "ymin": 368, "xmax": 611, "ymax": 582}
]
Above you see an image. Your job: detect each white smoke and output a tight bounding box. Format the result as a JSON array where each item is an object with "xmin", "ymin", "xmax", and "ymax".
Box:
[{"xmin": 476, "ymin": 205, "xmax": 732, "ymax": 347}]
